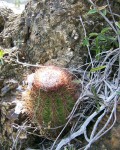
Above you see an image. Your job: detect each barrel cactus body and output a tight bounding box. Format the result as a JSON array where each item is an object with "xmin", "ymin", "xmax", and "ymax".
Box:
[{"xmin": 22, "ymin": 66, "xmax": 80, "ymax": 137}]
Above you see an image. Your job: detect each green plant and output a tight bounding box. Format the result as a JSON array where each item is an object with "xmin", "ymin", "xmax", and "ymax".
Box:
[
  {"xmin": 87, "ymin": 5, "xmax": 107, "ymax": 16},
  {"xmin": 0, "ymin": 49, "xmax": 5, "ymax": 65},
  {"xmin": 82, "ymin": 5, "xmax": 119, "ymax": 60},
  {"xmin": 90, "ymin": 65, "xmax": 106, "ymax": 72},
  {"xmin": 83, "ymin": 27, "xmax": 118, "ymax": 60}
]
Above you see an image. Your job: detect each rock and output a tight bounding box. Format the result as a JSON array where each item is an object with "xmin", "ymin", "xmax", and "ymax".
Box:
[
  {"xmin": 90, "ymin": 105, "xmax": 120, "ymax": 150},
  {"xmin": 0, "ymin": 7, "xmax": 19, "ymax": 48},
  {"xmin": 0, "ymin": 0, "xmax": 89, "ymax": 67},
  {"xmin": 0, "ymin": 7, "xmax": 13, "ymax": 33},
  {"xmin": 3, "ymin": 35, "xmax": 13, "ymax": 48},
  {"xmin": 0, "ymin": 34, "xmax": 3, "ymax": 45},
  {"xmin": 0, "ymin": 79, "xmax": 18, "ymax": 97},
  {"xmin": 1, "ymin": 0, "xmax": 119, "ymax": 67},
  {"xmin": 0, "ymin": 15, "xmax": 4, "ymax": 33},
  {"xmin": 0, "ymin": 0, "xmax": 120, "ymax": 67},
  {"xmin": 15, "ymin": 0, "xmax": 89, "ymax": 67}
]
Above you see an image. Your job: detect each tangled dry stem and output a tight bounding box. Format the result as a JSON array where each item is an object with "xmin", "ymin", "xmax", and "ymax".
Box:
[
  {"xmin": 52, "ymin": 48, "xmax": 119, "ymax": 150},
  {"xmin": 51, "ymin": 0, "xmax": 120, "ymax": 149}
]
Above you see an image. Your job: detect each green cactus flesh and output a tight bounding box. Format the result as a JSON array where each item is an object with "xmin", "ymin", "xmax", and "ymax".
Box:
[{"xmin": 31, "ymin": 87, "xmax": 76, "ymax": 128}]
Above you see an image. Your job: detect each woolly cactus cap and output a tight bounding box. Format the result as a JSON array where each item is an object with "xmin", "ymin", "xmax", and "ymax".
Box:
[
  {"xmin": 33, "ymin": 66, "xmax": 72, "ymax": 91},
  {"xmin": 23, "ymin": 66, "xmax": 80, "ymax": 137}
]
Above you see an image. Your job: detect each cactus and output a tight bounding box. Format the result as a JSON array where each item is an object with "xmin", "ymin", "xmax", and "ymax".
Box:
[{"xmin": 22, "ymin": 66, "xmax": 80, "ymax": 137}]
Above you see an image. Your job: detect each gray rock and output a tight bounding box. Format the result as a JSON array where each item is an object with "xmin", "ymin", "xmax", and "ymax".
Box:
[
  {"xmin": 0, "ymin": 0, "xmax": 120, "ymax": 67},
  {"xmin": 0, "ymin": 8, "xmax": 13, "ymax": 33},
  {"xmin": 0, "ymin": 0, "xmax": 89, "ymax": 67}
]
